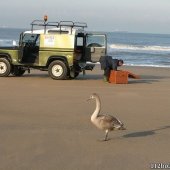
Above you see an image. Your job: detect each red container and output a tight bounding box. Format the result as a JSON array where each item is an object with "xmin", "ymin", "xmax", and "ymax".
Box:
[{"xmin": 109, "ymin": 70, "xmax": 128, "ymax": 84}]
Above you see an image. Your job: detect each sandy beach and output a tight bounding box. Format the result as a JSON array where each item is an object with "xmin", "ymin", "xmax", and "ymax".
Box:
[{"xmin": 0, "ymin": 65, "xmax": 170, "ymax": 170}]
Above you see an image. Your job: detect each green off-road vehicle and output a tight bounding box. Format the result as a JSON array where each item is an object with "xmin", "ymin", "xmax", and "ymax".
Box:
[{"xmin": 0, "ymin": 17, "xmax": 107, "ymax": 79}]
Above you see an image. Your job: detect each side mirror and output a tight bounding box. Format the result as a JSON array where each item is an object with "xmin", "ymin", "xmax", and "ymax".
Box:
[{"xmin": 12, "ymin": 40, "xmax": 17, "ymax": 46}]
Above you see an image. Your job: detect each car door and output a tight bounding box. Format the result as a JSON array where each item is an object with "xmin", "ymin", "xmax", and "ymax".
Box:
[
  {"xmin": 18, "ymin": 33, "xmax": 25, "ymax": 63},
  {"xmin": 85, "ymin": 34, "xmax": 107, "ymax": 62},
  {"xmin": 18, "ymin": 33, "xmax": 40, "ymax": 63}
]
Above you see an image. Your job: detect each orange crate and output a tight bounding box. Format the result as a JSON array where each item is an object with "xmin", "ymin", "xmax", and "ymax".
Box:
[{"xmin": 109, "ymin": 70, "xmax": 128, "ymax": 84}]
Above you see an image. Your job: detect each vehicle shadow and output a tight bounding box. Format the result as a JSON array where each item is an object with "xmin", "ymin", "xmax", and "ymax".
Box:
[
  {"xmin": 128, "ymin": 74, "xmax": 170, "ymax": 84},
  {"xmin": 9, "ymin": 73, "xmax": 49, "ymax": 78},
  {"xmin": 8, "ymin": 73, "xmax": 170, "ymax": 83},
  {"xmin": 77, "ymin": 74, "xmax": 102, "ymax": 80}
]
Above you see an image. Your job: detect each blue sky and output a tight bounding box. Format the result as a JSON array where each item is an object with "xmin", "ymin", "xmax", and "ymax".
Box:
[{"xmin": 1, "ymin": 0, "xmax": 170, "ymax": 34}]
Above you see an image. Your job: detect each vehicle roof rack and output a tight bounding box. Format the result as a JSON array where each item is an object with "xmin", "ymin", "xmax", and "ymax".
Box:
[
  {"xmin": 31, "ymin": 20, "xmax": 87, "ymax": 34},
  {"xmin": 58, "ymin": 21, "xmax": 87, "ymax": 28}
]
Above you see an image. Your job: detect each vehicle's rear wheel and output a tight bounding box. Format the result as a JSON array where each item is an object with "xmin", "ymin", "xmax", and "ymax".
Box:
[
  {"xmin": 0, "ymin": 58, "xmax": 11, "ymax": 77},
  {"xmin": 48, "ymin": 60, "xmax": 68, "ymax": 80},
  {"xmin": 12, "ymin": 66, "xmax": 25, "ymax": 76}
]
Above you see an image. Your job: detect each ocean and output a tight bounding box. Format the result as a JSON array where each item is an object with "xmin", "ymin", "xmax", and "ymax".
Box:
[
  {"xmin": 1, "ymin": 28, "xmax": 170, "ymax": 68},
  {"xmin": 107, "ymin": 32, "xmax": 170, "ymax": 68}
]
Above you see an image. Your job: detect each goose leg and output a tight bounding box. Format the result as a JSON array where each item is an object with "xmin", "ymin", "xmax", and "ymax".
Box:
[{"xmin": 104, "ymin": 130, "xmax": 109, "ymax": 141}]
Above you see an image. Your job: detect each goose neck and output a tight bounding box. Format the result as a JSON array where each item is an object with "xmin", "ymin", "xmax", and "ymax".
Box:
[{"xmin": 91, "ymin": 96, "xmax": 101, "ymax": 120}]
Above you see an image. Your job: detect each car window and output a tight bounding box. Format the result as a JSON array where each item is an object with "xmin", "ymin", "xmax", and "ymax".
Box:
[{"xmin": 23, "ymin": 33, "xmax": 39, "ymax": 44}]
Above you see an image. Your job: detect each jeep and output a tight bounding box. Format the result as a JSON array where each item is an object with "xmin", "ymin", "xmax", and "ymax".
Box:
[{"xmin": 0, "ymin": 16, "xmax": 107, "ymax": 80}]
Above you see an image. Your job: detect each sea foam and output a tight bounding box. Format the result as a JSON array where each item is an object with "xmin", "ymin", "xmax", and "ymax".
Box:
[{"xmin": 109, "ymin": 44, "xmax": 170, "ymax": 53}]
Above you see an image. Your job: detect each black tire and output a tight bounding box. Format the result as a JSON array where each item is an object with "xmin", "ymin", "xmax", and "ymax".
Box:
[
  {"xmin": 12, "ymin": 66, "xmax": 25, "ymax": 76},
  {"xmin": 48, "ymin": 60, "xmax": 68, "ymax": 80},
  {"xmin": 0, "ymin": 58, "xmax": 11, "ymax": 77}
]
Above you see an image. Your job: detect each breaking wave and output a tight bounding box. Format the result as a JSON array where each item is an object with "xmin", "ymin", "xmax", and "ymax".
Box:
[
  {"xmin": 109, "ymin": 44, "xmax": 170, "ymax": 53},
  {"xmin": 0, "ymin": 39, "xmax": 18, "ymax": 46}
]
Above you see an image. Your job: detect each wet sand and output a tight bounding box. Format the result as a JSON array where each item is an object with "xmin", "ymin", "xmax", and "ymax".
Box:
[{"xmin": 0, "ymin": 65, "xmax": 170, "ymax": 170}]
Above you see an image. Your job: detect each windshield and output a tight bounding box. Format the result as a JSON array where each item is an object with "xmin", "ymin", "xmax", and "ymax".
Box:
[
  {"xmin": 86, "ymin": 34, "xmax": 106, "ymax": 47},
  {"xmin": 22, "ymin": 33, "xmax": 39, "ymax": 43}
]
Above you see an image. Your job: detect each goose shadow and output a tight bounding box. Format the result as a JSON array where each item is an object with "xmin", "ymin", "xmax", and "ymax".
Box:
[
  {"xmin": 123, "ymin": 125, "xmax": 170, "ymax": 138},
  {"xmin": 123, "ymin": 130, "xmax": 155, "ymax": 138}
]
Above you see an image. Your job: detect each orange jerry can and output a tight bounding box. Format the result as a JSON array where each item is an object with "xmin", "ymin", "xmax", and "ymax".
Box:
[{"xmin": 109, "ymin": 70, "xmax": 128, "ymax": 84}]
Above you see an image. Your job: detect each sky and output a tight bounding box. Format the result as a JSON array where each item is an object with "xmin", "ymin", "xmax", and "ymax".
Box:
[{"xmin": 1, "ymin": 0, "xmax": 170, "ymax": 34}]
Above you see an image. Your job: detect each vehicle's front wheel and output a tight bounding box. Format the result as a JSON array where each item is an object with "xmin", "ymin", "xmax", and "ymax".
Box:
[
  {"xmin": 0, "ymin": 58, "xmax": 11, "ymax": 77},
  {"xmin": 48, "ymin": 60, "xmax": 68, "ymax": 80}
]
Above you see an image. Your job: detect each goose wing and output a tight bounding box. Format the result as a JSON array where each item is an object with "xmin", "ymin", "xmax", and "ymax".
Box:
[{"xmin": 98, "ymin": 114, "xmax": 123, "ymax": 130}]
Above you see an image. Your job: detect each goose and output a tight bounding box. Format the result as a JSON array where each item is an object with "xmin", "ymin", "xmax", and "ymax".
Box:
[{"xmin": 88, "ymin": 93, "xmax": 126, "ymax": 141}]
